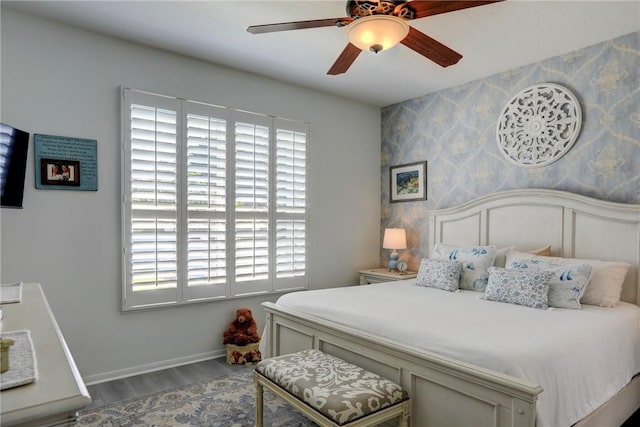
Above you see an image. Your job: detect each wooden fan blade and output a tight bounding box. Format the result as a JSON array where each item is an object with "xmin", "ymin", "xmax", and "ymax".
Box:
[
  {"xmin": 407, "ymin": 0, "xmax": 503, "ymax": 19},
  {"xmin": 327, "ymin": 43, "xmax": 362, "ymax": 75},
  {"xmin": 400, "ymin": 27, "xmax": 462, "ymax": 67},
  {"xmin": 248, "ymin": 17, "xmax": 352, "ymax": 34}
]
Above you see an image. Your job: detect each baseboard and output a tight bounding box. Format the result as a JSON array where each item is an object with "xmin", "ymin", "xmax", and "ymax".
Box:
[{"xmin": 83, "ymin": 349, "xmax": 226, "ymax": 385}]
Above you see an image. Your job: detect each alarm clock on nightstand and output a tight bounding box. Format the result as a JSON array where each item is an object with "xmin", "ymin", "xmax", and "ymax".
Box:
[{"xmin": 397, "ymin": 261, "xmax": 408, "ymax": 274}]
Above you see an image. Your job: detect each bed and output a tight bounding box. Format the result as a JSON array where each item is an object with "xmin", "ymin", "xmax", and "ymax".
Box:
[{"xmin": 261, "ymin": 189, "xmax": 640, "ymax": 427}]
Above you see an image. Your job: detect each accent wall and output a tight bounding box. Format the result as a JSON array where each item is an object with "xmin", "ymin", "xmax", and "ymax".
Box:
[{"xmin": 381, "ymin": 32, "xmax": 639, "ymax": 269}]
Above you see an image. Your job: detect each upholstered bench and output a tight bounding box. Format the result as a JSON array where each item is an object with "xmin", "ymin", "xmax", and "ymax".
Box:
[{"xmin": 254, "ymin": 349, "xmax": 410, "ymax": 427}]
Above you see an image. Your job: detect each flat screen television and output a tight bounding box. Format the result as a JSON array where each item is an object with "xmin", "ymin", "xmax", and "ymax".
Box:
[{"xmin": 1, "ymin": 123, "xmax": 29, "ymax": 208}]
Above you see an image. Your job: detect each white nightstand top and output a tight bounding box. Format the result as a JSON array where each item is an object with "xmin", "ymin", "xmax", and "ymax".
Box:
[{"xmin": 358, "ymin": 268, "xmax": 417, "ymax": 280}]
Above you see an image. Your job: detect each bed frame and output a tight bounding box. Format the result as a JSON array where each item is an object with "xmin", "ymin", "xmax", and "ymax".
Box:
[{"xmin": 262, "ymin": 189, "xmax": 640, "ymax": 427}]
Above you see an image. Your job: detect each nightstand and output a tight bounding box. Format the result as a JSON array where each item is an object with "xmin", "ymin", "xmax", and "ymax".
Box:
[{"xmin": 358, "ymin": 268, "xmax": 417, "ymax": 285}]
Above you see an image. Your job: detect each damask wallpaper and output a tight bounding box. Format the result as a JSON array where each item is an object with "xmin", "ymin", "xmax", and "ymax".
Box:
[{"xmin": 380, "ymin": 31, "xmax": 639, "ymax": 268}]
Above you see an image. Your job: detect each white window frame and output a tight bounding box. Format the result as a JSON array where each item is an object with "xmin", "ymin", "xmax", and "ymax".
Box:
[{"xmin": 121, "ymin": 87, "xmax": 309, "ymax": 310}]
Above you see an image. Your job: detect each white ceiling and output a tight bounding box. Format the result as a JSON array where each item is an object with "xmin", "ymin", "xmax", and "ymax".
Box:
[{"xmin": 5, "ymin": 0, "xmax": 639, "ymax": 106}]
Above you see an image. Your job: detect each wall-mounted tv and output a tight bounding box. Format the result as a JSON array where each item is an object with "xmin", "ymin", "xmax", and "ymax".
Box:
[{"xmin": 1, "ymin": 123, "xmax": 30, "ymax": 208}]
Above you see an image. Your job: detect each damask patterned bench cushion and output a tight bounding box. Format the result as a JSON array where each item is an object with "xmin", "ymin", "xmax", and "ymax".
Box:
[{"xmin": 255, "ymin": 349, "xmax": 408, "ymax": 425}]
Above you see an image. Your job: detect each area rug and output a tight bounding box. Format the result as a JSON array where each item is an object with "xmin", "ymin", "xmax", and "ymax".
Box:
[{"xmin": 75, "ymin": 370, "xmax": 317, "ymax": 426}]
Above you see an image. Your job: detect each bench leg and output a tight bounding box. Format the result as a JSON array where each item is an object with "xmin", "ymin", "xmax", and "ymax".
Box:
[
  {"xmin": 397, "ymin": 400, "xmax": 410, "ymax": 427},
  {"xmin": 255, "ymin": 374, "xmax": 264, "ymax": 427}
]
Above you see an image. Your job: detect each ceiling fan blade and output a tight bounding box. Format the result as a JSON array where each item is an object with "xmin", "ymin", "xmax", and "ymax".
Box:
[
  {"xmin": 400, "ymin": 27, "xmax": 462, "ymax": 67},
  {"xmin": 407, "ymin": 0, "xmax": 503, "ymax": 19},
  {"xmin": 248, "ymin": 17, "xmax": 352, "ymax": 34},
  {"xmin": 327, "ymin": 43, "xmax": 362, "ymax": 75}
]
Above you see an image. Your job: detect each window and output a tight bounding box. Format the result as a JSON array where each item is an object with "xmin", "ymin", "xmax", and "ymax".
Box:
[{"xmin": 121, "ymin": 88, "xmax": 308, "ymax": 310}]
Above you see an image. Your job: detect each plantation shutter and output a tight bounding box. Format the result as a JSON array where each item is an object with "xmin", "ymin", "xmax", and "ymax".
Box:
[
  {"xmin": 233, "ymin": 111, "xmax": 271, "ymax": 295},
  {"xmin": 275, "ymin": 119, "xmax": 308, "ymax": 288},
  {"xmin": 123, "ymin": 90, "xmax": 181, "ymax": 308},
  {"xmin": 183, "ymin": 102, "xmax": 229, "ymax": 300},
  {"xmin": 122, "ymin": 88, "xmax": 309, "ymax": 310}
]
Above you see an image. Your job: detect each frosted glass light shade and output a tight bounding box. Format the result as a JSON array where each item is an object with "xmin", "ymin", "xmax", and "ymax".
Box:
[
  {"xmin": 383, "ymin": 228, "xmax": 407, "ymax": 250},
  {"xmin": 347, "ymin": 15, "xmax": 410, "ymax": 53}
]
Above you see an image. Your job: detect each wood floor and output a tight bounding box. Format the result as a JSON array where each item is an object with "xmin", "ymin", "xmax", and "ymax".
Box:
[
  {"xmin": 84, "ymin": 357, "xmax": 254, "ymax": 411},
  {"xmin": 622, "ymin": 407, "xmax": 640, "ymax": 427},
  {"xmin": 85, "ymin": 358, "xmax": 640, "ymax": 426}
]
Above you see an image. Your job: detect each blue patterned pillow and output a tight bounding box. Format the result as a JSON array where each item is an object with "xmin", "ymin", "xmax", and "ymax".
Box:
[
  {"xmin": 506, "ymin": 257, "xmax": 592, "ymax": 309},
  {"xmin": 415, "ymin": 259, "xmax": 462, "ymax": 292},
  {"xmin": 432, "ymin": 244, "xmax": 497, "ymax": 291},
  {"xmin": 485, "ymin": 267, "xmax": 553, "ymax": 310}
]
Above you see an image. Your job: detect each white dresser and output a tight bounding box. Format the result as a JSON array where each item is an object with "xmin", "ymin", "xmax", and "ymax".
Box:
[{"xmin": 0, "ymin": 283, "xmax": 91, "ymax": 426}]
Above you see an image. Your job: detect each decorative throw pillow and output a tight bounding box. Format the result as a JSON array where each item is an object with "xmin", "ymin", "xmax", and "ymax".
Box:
[
  {"xmin": 484, "ymin": 267, "xmax": 553, "ymax": 310},
  {"xmin": 493, "ymin": 245, "xmax": 552, "ymax": 268},
  {"xmin": 505, "ymin": 250, "xmax": 627, "ymax": 307},
  {"xmin": 505, "ymin": 251, "xmax": 592, "ymax": 309},
  {"xmin": 432, "ymin": 244, "xmax": 497, "ymax": 291},
  {"xmin": 415, "ymin": 258, "xmax": 462, "ymax": 292}
]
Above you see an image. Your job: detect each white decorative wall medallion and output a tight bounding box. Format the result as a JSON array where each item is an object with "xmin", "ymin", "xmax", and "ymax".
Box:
[{"xmin": 496, "ymin": 83, "xmax": 582, "ymax": 168}]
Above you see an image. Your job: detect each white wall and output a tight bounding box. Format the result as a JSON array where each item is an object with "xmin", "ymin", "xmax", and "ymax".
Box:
[{"xmin": 0, "ymin": 8, "xmax": 381, "ymax": 382}]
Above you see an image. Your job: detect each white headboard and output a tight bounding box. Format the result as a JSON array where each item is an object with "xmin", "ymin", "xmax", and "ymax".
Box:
[{"xmin": 427, "ymin": 189, "xmax": 640, "ymax": 305}]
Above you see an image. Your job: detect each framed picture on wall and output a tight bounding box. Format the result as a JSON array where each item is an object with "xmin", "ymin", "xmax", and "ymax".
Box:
[
  {"xmin": 34, "ymin": 134, "xmax": 98, "ymax": 191},
  {"xmin": 40, "ymin": 159, "xmax": 81, "ymax": 186},
  {"xmin": 390, "ymin": 161, "xmax": 427, "ymax": 203}
]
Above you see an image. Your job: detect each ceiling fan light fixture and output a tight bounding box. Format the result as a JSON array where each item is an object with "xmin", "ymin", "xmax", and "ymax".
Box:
[{"xmin": 346, "ymin": 15, "xmax": 409, "ymax": 53}]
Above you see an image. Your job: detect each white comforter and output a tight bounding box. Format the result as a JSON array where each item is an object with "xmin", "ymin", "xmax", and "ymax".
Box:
[{"xmin": 276, "ymin": 281, "xmax": 640, "ymax": 427}]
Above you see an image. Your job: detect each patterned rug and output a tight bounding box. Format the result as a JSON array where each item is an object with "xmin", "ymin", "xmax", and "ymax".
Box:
[{"xmin": 75, "ymin": 370, "xmax": 317, "ymax": 426}]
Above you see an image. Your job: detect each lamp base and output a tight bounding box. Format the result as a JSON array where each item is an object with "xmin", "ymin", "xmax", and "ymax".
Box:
[{"xmin": 388, "ymin": 250, "xmax": 399, "ymax": 271}]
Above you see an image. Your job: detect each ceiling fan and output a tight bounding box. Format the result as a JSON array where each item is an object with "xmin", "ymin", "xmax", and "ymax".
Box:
[{"xmin": 247, "ymin": 0, "xmax": 503, "ymax": 75}]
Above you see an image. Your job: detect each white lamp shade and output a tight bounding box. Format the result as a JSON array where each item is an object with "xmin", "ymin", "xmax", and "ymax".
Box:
[
  {"xmin": 382, "ymin": 228, "xmax": 407, "ymax": 250},
  {"xmin": 346, "ymin": 15, "xmax": 410, "ymax": 53}
]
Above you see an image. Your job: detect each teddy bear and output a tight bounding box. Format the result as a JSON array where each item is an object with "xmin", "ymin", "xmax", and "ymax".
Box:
[{"xmin": 223, "ymin": 307, "xmax": 261, "ymax": 346}]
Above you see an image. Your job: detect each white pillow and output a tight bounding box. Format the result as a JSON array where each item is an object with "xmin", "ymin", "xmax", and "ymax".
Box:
[
  {"xmin": 581, "ymin": 261, "xmax": 630, "ymax": 306},
  {"xmin": 494, "ymin": 245, "xmax": 552, "ymax": 268},
  {"xmin": 432, "ymin": 244, "xmax": 497, "ymax": 291},
  {"xmin": 505, "ymin": 250, "xmax": 630, "ymax": 307},
  {"xmin": 415, "ymin": 258, "xmax": 462, "ymax": 292}
]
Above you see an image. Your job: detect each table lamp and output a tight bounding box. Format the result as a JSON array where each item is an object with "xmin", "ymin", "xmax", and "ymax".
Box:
[{"xmin": 383, "ymin": 228, "xmax": 407, "ymax": 271}]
